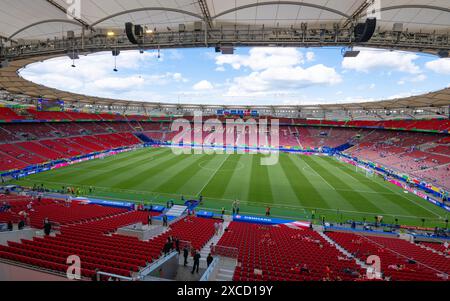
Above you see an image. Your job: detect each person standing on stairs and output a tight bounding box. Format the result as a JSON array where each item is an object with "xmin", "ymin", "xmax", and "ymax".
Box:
[
  {"xmin": 183, "ymin": 245, "xmax": 189, "ymax": 266},
  {"xmin": 191, "ymin": 250, "xmax": 201, "ymax": 274},
  {"xmin": 207, "ymin": 253, "xmax": 214, "ymax": 267}
]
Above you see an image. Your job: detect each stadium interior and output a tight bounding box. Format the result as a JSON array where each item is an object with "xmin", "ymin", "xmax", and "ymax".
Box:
[{"xmin": 0, "ymin": 0, "xmax": 449, "ymax": 283}]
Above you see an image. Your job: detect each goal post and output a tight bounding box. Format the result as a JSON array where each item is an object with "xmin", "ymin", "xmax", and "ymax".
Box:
[{"xmin": 355, "ymin": 164, "xmax": 374, "ymax": 178}]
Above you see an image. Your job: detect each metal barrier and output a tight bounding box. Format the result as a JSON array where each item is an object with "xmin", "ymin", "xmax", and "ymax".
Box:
[
  {"xmin": 139, "ymin": 250, "xmax": 178, "ymax": 277},
  {"xmin": 211, "ymin": 245, "xmax": 239, "ymax": 259},
  {"xmin": 96, "ymin": 271, "xmax": 137, "ymax": 281},
  {"xmin": 199, "ymin": 257, "xmax": 220, "ymax": 281}
]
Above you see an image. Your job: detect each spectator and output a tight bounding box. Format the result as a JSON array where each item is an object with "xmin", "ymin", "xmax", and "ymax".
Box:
[
  {"xmin": 265, "ymin": 207, "xmax": 271, "ymax": 217},
  {"xmin": 206, "ymin": 253, "xmax": 214, "ymax": 267},
  {"xmin": 191, "ymin": 250, "xmax": 201, "ymax": 274},
  {"xmin": 219, "ymin": 222, "xmax": 224, "ymax": 235},
  {"xmin": 43, "ymin": 218, "xmax": 51, "ymax": 236},
  {"xmin": 183, "ymin": 245, "xmax": 189, "ymax": 266},
  {"xmin": 214, "ymin": 222, "xmax": 219, "ymax": 235},
  {"xmin": 162, "ymin": 215, "xmax": 168, "ymax": 227},
  {"xmin": 175, "ymin": 237, "xmax": 180, "ymax": 254},
  {"xmin": 163, "ymin": 238, "xmax": 172, "ymax": 256},
  {"xmin": 148, "ymin": 214, "xmax": 152, "ymax": 226},
  {"xmin": 18, "ymin": 220, "xmax": 25, "ymax": 230},
  {"xmin": 7, "ymin": 221, "xmax": 13, "ymax": 231},
  {"xmin": 301, "ymin": 264, "xmax": 310, "ymax": 274}
]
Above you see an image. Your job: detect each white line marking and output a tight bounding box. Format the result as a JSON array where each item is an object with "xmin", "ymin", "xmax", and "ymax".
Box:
[
  {"xmin": 196, "ymin": 154, "xmax": 230, "ymax": 197},
  {"xmin": 17, "ymin": 178, "xmax": 443, "ymax": 221},
  {"xmin": 336, "ymin": 156, "xmax": 444, "ymax": 219},
  {"xmin": 300, "ymin": 156, "xmax": 336, "ymax": 191}
]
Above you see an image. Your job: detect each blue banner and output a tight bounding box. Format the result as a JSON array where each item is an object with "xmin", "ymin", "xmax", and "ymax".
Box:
[{"xmin": 233, "ymin": 214, "xmax": 295, "ymax": 225}]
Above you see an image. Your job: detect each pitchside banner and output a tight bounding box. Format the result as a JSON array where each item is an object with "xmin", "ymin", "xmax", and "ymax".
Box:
[
  {"xmin": 389, "ymin": 179, "xmax": 450, "ymax": 212},
  {"xmin": 233, "ymin": 214, "xmax": 310, "ymax": 228}
]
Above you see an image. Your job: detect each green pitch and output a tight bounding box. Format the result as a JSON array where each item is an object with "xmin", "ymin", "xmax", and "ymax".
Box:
[{"xmin": 11, "ymin": 147, "xmax": 448, "ymax": 227}]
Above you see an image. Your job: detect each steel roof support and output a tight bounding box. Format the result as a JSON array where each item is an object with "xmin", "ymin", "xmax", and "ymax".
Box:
[{"xmin": 212, "ymin": 1, "xmax": 351, "ymax": 20}]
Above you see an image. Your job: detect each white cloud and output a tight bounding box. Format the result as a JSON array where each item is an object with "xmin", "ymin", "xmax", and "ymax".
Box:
[
  {"xmin": 215, "ymin": 66, "xmax": 226, "ymax": 72},
  {"xmin": 396, "ymin": 74, "xmax": 427, "ymax": 86},
  {"xmin": 216, "ymin": 47, "xmax": 305, "ymax": 71},
  {"xmin": 216, "ymin": 48, "xmax": 341, "ymax": 97},
  {"xmin": 225, "ymin": 64, "xmax": 342, "ymax": 97},
  {"xmin": 193, "ymin": 80, "xmax": 214, "ymax": 91},
  {"xmin": 342, "ymin": 48, "xmax": 421, "ymax": 74},
  {"xmin": 92, "ymin": 76, "xmax": 145, "ymax": 91},
  {"xmin": 425, "ymin": 58, "xmax": 450, "ymax": 75},
  {"xmin": 19, "ymin": 50, "xmax": 189, "ymax": 101},
  {"xmin": 306, "ymin": 51, "xmax": 315, "ymax": 62}
]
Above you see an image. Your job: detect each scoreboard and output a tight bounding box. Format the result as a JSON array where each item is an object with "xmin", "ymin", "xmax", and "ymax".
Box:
[
  {"xmin": 217, "ymin": 109, "xmax": 259, "ymax": 118},
  {"xmin": 37, "ymin": 99, "xmax": 64, "ymax": 112}
]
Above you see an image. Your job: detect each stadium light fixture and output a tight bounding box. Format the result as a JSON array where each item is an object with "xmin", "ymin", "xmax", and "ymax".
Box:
[
  {"xmin": 341, "ymin": 47, "xmax": 359, "ymax": 58},
  {"xmin": 107, "ymin": 31, "xmax": 115, "ymax": 37},
  {"xmin": 438, "ymin": 50, "xmax": 449, "ymax": 58},
  {"xmin": 145, "ymin": 26, "xmax": 154, "ymax": 34}
]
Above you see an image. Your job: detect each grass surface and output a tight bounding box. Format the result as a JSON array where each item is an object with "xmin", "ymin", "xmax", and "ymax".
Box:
[{"xmin": 10, "ymin": 147, "xmax": 449, "ymax": 227}]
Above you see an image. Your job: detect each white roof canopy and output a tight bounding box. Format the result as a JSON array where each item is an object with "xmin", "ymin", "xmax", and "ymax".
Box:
[{"xmin": 1, "ymin": 0, "xmax": 450, "ymax": 40}]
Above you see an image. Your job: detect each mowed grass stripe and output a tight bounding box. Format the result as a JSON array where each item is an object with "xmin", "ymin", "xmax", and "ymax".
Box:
[
  {"xmin": 200, "ymin": 155, "xmax": 241, "ymax": 198},
  {"xmin": 27, "ymin": 148, "xmax": 158, "ymax": 182},
  {"xmin": 302, "ymin": 156, "xmax": 384, "ymax": 213},
  {"xmin": 116, "ymin": 153, "xmax": 197, "ymax": 190},
  {"xmin": 138, "ymin": 154, "xmax": 212, "ymax": 192},
  {"xmin": 329, "ymin": 158, "xmax": 442, "ymax": 217},
  {"xmin": 278, "ymin": 153, "xmax": 330, "ymax": 209},
  {"xmin": 317, "ymin": 156, "xmax": 415, "ymax": 216},
  {"xmin": 288, "ymin": 154, "xmax": 357, "ymax": 211},
  {"xmin": 248, "ymin": 154, "xmax": 273, "ymax": 204},
  {"xmin": 74, "ymin": 148, "xmax": 173, "ymax": 186},
  {"xmin": 334, "ymin": 157, "xmax": 448, "ymax": 217},
  {"xmin": 154, "ymin": 154, "xmax": 218, "ymax": 194},
  {"xmin": 267, "ymin": 154, "xmax": 305, "ymax": 208},
  {"xmin": 177, "ymin": 154, "xmax": 231, "ymax": 196},
  {"xmin": 221, "ymin": 155, "xmax": 252, "ymax": 202}
]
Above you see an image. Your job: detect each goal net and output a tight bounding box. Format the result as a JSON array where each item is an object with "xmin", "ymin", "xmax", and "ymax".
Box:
[{"xmin": 355, "ymin": 164, "xmax": 374, "ymax": 178}]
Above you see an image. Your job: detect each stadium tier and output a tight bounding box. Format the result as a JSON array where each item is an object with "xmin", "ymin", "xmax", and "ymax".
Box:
[
  {"xmin": 216, "ymin": 222, "xmax": 365, "ymax": 281},
  {"xmin": 0, "ymin": 117, "xmax": 448, "ymax": 191},
  {"xmin": 326, "ymin": 232, "xmax": 449, "ymax": 281},
  {"xmin": 0, "ymin": 196, "xmax": 216, "ymax": 279},
  {"xmin": 0, "ymin": 195, "xmax": 448, "ymax": 281}
]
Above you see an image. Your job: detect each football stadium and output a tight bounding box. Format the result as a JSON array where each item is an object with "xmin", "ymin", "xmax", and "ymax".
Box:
[{"xmin": 0, "ymin": 0, "xmax": 449, "ymax": 285}]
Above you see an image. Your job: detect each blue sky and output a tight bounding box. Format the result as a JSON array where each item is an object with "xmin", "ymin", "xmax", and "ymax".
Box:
[{"xmin": 20, "ymin": 47, "xmax": 450, "ymax": 106}]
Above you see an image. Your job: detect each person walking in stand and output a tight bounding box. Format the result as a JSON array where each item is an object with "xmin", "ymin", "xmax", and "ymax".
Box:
[
  {"xmin": 207, "ymin": 253, "xmax": 214, "ymax": 267},
  {"xmin": 183, "ymin": 245, "xmax": 189, "ymax": 266},
  {"xmin": 191, "ymin": 250, "xmax": 201, "ymax": 274}
]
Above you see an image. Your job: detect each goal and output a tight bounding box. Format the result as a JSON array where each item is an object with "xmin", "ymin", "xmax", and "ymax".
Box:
[{"xmin": 355, "ymin": 164, "xmax": 375, "ymax": 178}]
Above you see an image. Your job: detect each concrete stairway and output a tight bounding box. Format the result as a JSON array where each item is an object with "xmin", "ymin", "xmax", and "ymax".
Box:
[
  {"xmin": 198, "ymin": 220, "xmax": 231, "ymax": 268},
  {"xmin": 318, "ymin": 231, "xmax": 369, "ymax": 270},
  {"xmin": 166, "ymin": 205, "xmax": 187, "ymax": 217},
  {"xmin": 215, "ymin": 265, "xmax": 235, "ymax": 281}
]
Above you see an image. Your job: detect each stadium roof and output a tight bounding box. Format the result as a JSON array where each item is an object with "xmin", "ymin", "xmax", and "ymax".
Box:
[{"xmin": 1, "ymin": 0, "xmax": 450, "ymax": 41}]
